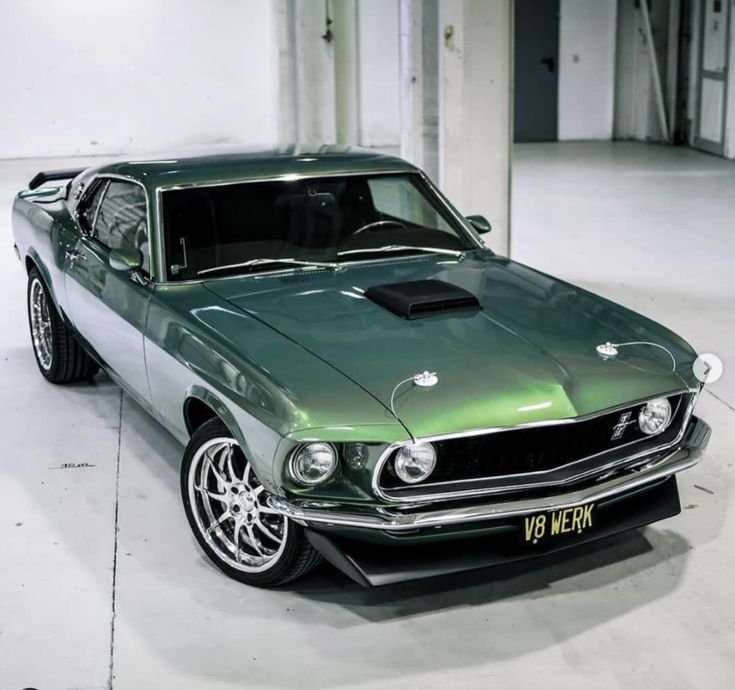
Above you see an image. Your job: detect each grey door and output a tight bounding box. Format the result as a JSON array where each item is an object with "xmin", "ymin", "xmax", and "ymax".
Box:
[
  {"xmin": 694, "ymin": 0, "xmax": 730, "ymax": 155},
  {"xmin": 514, "ymin": 0, "xmax": 560, "ymax": 142},
  {"xmin": 66, "ymin": 178, "xmax": 153, "ymax": 404}
]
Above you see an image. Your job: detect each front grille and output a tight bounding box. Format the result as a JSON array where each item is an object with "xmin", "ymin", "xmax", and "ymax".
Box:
[{"xmin": 379, "ymin": 393, "xmax": 689, "ymax": 492}]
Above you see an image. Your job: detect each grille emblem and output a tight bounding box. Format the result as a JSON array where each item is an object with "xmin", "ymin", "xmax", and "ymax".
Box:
[{"xmin": 611, "ymin": 411, "xmax": 633, "ymax": 441}]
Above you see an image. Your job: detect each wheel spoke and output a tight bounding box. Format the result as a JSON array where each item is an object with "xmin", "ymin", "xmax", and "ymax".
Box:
[
  {"xmin": 233, "ymin": 519, "xmax": 243, "ymax": 549},
  {"xmin": 255, "ymin": 517, "xmax": 282, "ymax": 543},
  {"xmin": 206, "ymin": 510, "xmax": 231, "ymax": 534},
  {"xmin": 245, "ymin": 524, "xmax": 264, "ymax": 556},
  {"xmin": 204, "ymin": 452, "xmax": 228, "ymax": 486},
  {"xmin": 225, "ymin": 444, "xmax": 238, "ymax": 484},
  {"xmin": 195, "ymin": 485, "xmax": 228, "ymax": 504}
]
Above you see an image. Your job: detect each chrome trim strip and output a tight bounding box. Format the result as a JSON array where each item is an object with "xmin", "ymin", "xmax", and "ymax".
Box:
[
  {"xmin": 269, "ymin": 442, "xmax": 702, "ymax": 532},
  {"xmin": 418, "ymin": 171, "xmax": 487, "ymax": 250},
  {"xmin": 156, "ymin": 168, "xmax": 410, "ymax": 193},
  {"xmin": 372, "ymin": 389, "xmax": 699, "ymax": 503}
]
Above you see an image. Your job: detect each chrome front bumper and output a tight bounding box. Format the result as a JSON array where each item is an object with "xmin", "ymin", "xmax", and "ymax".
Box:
[{"xmin": 269, "ymin": 416, "xmax": 710, "ymax": 533}]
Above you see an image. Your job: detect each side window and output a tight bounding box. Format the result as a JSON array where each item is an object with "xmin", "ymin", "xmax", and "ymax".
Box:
[
  {"xmin": 77, "ymin": 180, "xmax": 108, "ymax": 235},
  {"xmin": 94, "ymin": 181, "xmax": 150, "ymax": 274}
]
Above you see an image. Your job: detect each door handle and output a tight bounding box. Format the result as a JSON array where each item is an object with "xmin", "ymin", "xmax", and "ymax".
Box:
[
  {"xmin": 65, "ymin": 249, "xmax": 87, "ymax": 263},
  {"xmin": 541, "ymin": 56, "xmax": 555, "ymax": 73}
]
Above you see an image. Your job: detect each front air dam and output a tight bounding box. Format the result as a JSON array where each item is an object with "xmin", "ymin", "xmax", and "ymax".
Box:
[{"xmin": 304, "ymin": 475, "xmax": 682, "ymax": 587}]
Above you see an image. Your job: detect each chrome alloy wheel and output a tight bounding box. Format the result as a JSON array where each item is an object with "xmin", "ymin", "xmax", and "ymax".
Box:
[
  {"xmin": 187, "ymin": 437, "xmax": 288, "ymax": 572},
  {"xmin": 29, "ymin": 277, "xmax": 53, "ymax": 371}
]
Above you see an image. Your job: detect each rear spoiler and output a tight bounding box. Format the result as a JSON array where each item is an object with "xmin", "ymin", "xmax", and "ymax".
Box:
[{"xmin": 28, "ymin": 168, "xmax": 87, "ymax": 190}]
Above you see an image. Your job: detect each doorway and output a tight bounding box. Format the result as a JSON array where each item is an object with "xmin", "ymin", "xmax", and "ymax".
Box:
[
  {"xmin": 694, "ymin": 0, "xmax": 731, "ymax": 155},
  {"xmin": 514, "ymin": 0, "xmax": 560, "ymax": 142}
]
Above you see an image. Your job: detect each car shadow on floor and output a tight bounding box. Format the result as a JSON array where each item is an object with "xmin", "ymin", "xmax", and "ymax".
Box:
[
  {"xmin": 284, "ymin": 526, "xmax": 689, "ymax": 623},
  {"xmin": 115, "ymin": 386, "xmax": 694, "ymax": 627}
]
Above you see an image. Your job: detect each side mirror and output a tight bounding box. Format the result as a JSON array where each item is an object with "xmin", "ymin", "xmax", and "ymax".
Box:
[
  {"xmin": 466, "ymin": 215, "xmax": 492, "ymax": 234},
  {"xmin": 109, "ymin": 248, "xmax": 143, "ymax": 273}
]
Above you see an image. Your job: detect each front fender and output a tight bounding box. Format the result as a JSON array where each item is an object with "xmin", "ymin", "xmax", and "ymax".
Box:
[{"xmin": 183, "ymin": 384, "xmax": 284, "ymax": 492}]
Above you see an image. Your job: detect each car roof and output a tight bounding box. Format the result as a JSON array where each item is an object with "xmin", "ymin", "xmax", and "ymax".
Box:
[{"xmin": 91, "ymin": 145, "xmax": 417, "ymax": 193}]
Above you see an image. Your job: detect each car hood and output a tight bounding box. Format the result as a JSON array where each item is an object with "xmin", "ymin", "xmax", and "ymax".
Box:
[{"xmin": 204, "ymin": 252, "xmax": 698, "ymax": 438}]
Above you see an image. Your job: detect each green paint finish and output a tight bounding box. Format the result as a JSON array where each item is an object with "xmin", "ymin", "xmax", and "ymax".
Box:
[
  {"xmin": 12, "ymin": 147, "xmax": 700, "ymax": 514},
  {"xmin": 206, "ymin": 251, "xmax": 697, "ymax": 440}
]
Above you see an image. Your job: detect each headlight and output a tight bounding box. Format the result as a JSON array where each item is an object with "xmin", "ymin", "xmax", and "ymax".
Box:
[
  {"xmin": 638, "ymin": 398, "xmax": 672, "ymax": 435},
  {"xmin": 394, "ymin": 442, "xmax": 436, "ymax": 484},
  {"xmin": 290, "ymin": 443, "xmax": 337, "ymax": 486}
]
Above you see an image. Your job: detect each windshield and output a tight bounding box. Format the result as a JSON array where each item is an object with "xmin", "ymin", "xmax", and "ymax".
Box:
[{"xmin": 161, "ymin": 173, "xmax": 477, "ymax": 280}]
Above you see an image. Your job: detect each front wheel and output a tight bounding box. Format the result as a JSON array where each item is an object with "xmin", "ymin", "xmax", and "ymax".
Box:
[{"xmin": 180, "ymin": 419, "xmax": 321, "ymax": 587}]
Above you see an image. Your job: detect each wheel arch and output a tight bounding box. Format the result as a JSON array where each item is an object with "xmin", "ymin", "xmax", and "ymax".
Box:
[
  {"xmin": 25, "ymin": 254, "xmax": 37, "ymax": 275},
  {"xmin": 182, "ymin": 386, "xmax": 280, "ymax": 494},
  {"xmin": 184, "ymin": 394, "xmax": 226, "ymax": 436},
  {"xmin": 24, "ymin": 250, "xmax": 65, "ymax": 319},
  {"xmin": 183, "ymin": 386, "xmax": 247, "ymax": 447}
]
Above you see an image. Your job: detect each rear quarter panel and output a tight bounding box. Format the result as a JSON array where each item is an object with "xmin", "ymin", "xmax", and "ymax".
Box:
[{"xmin": 12, "ymin": 195, "xmax": 80, "ymax": 315}]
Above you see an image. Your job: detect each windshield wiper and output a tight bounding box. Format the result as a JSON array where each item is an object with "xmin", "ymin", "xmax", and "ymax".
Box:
[
  {"xmin": 197, "ymin": 257, "xmax": 340, "ymax": 277},
  {"xmin": 337, "ymin": 245, "xmax": 465, "ymax": 259}
]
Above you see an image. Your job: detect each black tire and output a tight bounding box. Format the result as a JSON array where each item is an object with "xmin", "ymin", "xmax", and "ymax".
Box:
[
  {"xmin": 27, "ymin": 268, "xmax": 99, "ymax": 384},
  {"xmin": 181, "ymin": 419, "xmax": 321, "ymax": 587}
]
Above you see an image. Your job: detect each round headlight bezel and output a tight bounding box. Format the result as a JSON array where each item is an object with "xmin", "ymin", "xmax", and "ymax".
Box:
[
  {"xmin": 394, "ymin": 442, "xmax": 437, "ymax": 484},
  {"xmin": 289, "ymin": 442, "xmax": 338, "ymax": 486},
  {"xmin": 638, "ymin": 397, "xmax": 672, "ymax": 436}
]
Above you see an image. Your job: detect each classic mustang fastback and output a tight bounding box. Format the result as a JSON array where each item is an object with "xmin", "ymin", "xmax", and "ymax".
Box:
[{"xmin": 12, "ymin": 147, "xmax": 710, "ymax": 587}]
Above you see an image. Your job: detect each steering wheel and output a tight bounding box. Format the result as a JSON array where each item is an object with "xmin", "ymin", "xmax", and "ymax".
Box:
[{"xmin": 352, "ymin": 219, "xmax": 407, "ymax": 236}]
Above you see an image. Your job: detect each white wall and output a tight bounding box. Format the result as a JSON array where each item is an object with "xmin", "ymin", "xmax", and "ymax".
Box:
[
  {"xmin": 357, "ymin": 0, "xmax": 401, "ymax": 147},
  {"xmin": 558, "ymin": 0, "xmax": 617, "ymax": 140},
  {"xmin": 0, "ymin": 0, "xmax": 279, "ymax": 158}
]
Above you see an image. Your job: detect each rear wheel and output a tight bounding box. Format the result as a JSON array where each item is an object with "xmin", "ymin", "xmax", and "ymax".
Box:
[
  {"xmin": 181, "ymin": 419, "xmax": 321, "ymax": 587},
  {"xmin": 27, "ymin": 268, "xmax": 98, "ymax": 383}
]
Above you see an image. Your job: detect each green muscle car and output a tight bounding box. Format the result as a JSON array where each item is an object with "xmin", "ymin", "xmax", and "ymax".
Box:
[{"xmin": 12, "ymin": 147, "xmax": 710, "ymax": 587}]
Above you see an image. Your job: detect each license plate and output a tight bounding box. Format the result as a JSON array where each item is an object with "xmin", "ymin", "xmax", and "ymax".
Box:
[{"xmin": 523, "ymin": 503, "xmax": 595, "ymax": 545}]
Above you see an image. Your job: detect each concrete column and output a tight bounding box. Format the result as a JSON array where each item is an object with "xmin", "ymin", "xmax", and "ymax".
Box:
[
  {"xmin": 275, "ymin": 0, "xmax": 299, "ymax": 145},
  {"xmin": 438, "ymin": 0, "xmax": 512, "ymax": 255},
  {"xmin": 275, "ymin": 0, "xmax": 360, "ymax": 147},
  {"xmin": 333, "ymin": 0, "xmax": 360, "ymax": 145},
  {"xmin": 295, "ymin": 0, "xmax": 337, "ymax": 145},
  {"xmin": 726, "ymin": 5, "xmax": 735, "ymax": 159},
  {"xmin": 358, "ymin": 0, "xmax": 401, "ymax": 150},
  {"xmin": 399, "ymin": 0, "xmax": 439, "ymax": 181}
]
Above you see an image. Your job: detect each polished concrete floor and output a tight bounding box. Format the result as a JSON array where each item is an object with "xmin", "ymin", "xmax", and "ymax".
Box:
[{"xmin": 0, "ymin": 142, "xmax": 733, "ymax": 689}]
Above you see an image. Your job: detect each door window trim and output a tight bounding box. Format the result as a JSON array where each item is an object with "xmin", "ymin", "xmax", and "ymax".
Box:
[{"xmin": 74, "ymin": 173, "xmax": 154, "ymax": 279}]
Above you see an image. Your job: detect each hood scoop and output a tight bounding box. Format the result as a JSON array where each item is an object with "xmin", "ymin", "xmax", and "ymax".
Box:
[{"xmin": 365, "ymin": 279, "xmax": 482, "ymax": 319}]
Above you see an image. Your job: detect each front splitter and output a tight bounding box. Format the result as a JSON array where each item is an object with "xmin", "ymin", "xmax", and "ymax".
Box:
[{"xmin": 305, "ymin": 475, "xmax": 681, "ymax": 586}]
